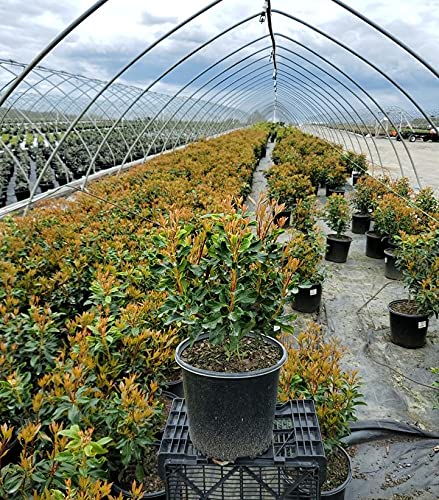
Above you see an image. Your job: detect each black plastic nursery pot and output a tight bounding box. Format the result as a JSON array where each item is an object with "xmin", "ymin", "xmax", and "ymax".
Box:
[
  {"xmin": 321, "ymin": 446, "xmax": 352, "ymax": 500},
  {"xmin": 351, "ymin": 212, "xmax": 371, "ymax": 234},
  {"xmin": 388, "ymin": 300, "xmax": 429, "ymax": 349},
  {"xmin": 365, "ymin": 230, "xmax": 386, "ymax": 259},
  {"xmin": 325, "ymin": 234, "xmax": 352, "ymax": 263},
  {"xmin": 326, "ymin": 186, "xmax": 345, "ymax": 197},
  {"xmin": 352, "ymin": 172, "xmax": 362, "ymax": 185},
  {"xmin": 111, "ymin": 443, "xmax": 165, "ymax": 499},
  {"xmin": 292, "ymin": 283, "xmax": 322, "ymax": 313},
  {"xmin": 175, "ymin": 334, "xmax": 287, "ymax": 461},
  {"xmin": 164, "ymin": 377, "xmax": 184, "ymax": 398},
  {"xmin": 384, "ymin": 249, "xmax": 403, "ymax": 281}
]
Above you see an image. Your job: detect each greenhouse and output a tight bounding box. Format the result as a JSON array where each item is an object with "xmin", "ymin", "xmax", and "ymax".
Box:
[{"xmin": 0, "ymin": 1, "xmax": 438, "ymax": 499}]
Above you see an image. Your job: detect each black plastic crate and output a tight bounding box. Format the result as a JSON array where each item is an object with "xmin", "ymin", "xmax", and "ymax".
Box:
[{"xmin": 158, "ymin": 399, "xmax": 326, "ymax": 499}]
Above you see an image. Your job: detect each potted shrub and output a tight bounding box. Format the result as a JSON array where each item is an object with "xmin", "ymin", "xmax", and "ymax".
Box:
[
  {"xmin": 361, "ymin": 176, "xmax": 392, "ymax": 258},
  {"xmin": 156, "ymin": 199, "xmax": 298, "ymax": 460},
  {"xmin": 414, "ymin": 187, "xmax": 439, "ymax": 230},
  {"xmin": 285, "ymin": 229, "xmax": 326, "ymax": 313},
  {"xmin": 265, "ymin": 165, "xmax": 315, "ymax": 225},
  {"xmin": 279, "ymin": 323, "xmax": 364, "ymax": 499},
  {"xmin": 322, "ymin": 194, "xmax": 352, "ymax": 263},
  {"xmin": 341, "ymin": 151, "xmax": 367, "ymax": 177},
  {"xmin": 373, "ymin": 193, "xmax": 418, "ymax": 278},
  {"xmin": 324, "ymin": 165, "xmax": 348, "ymax": 197},
  {"xmin": 349, "ymin": 176, "xmax": 375, "ymax": 234},
  {"xmin": 289, "ymin": 194, "xmax": 319, "ymax": 234},
  {"xmin": 389, "ymin": 229, "xmax": 439, "ymax": 348}
]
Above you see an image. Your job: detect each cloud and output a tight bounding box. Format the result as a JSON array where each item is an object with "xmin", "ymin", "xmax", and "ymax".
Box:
[
  {"xmin": 141, "ymin": 11, "xmax": 178, "ymax": 26},
  {"xmin": 0, "ymin": 0, "xmax": 438, "ymax": 120}
]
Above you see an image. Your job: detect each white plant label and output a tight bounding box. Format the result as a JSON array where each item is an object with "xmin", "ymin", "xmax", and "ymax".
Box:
[
  {"xmin": 310, "ymin": 289, "xmax": 318, "ymax": 296},
  {"xmin": 418, "ymin": 321, "xmax": 427, "ymax": 329},
  {"xmin": 385, "ymin": 258, "xmax": 388, "ymax": 263}
]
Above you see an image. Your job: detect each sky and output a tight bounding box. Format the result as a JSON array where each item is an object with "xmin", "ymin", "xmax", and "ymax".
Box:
[{"xmin": 0, "ymin": 0, "xmax": 438, "ymax": 122}]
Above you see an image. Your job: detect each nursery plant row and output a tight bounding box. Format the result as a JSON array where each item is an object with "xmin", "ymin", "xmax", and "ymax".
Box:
[
  {"xmin": 0, "ymin": 124, "xmax": 437, "ymax": 499},
  {"xmin": 0, "ymin": 118, "xmax": 238, "ymax": 207}
]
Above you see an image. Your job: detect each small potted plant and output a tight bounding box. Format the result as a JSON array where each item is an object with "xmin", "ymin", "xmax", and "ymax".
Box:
[
  {"xmin": 414, "ymin": 187, "xmax": 439, "ymax": 230},
  {"xmin": 265, "ymin": 165, "xmax": 315, "ymax": 225},
  {"xmin": 325, "ymin": 165, "xmax": 348, "ymax": 197},
  {"xmin": 279, "ymin": 323, "xmax": 364, "ymax": 499},
  {"xmin": 289, "ymin": 194, "xmax": 319, "ymax": 234},
  {"xmin": 157, "ymin": 198, "xmax": 297, "ymax": 460},
  {"xmin": 389, "ymin": 229, "xmax": 439, "ymax": 348},
  {"xmin": 322, "ymin": 194, "xmax": 352, "ymax": 263},
  {"xmin": 372, "ymin": 193, "xmax": 418, "ymax": 278},
  {"xmin": 345, "ymin": 152, "xmax": 368, "ymax": 185},
  {"xmin": 358, "ymin": 176, "xmax": 390, "ymax": 258},
  {"xmin": 285, "ymin": 229, "xmax": 326, "ymax": 313},
  {"xmin": 349, "ymin": 176, "xmax": 375, "ymax": 234}
]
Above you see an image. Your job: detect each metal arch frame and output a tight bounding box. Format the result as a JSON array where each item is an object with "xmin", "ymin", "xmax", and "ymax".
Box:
[
  {"xmin": 227, "ymin": 92, "xmax": 317, "ymax": 139},
  {"xmin": 21, "ymin": 0, "xmax": 229, "ymax": 209},
  {"xmin": 277, "ymin": 59, "xmax": 381, "ymax": 169},
  {"xmin": 275, "ymin": 37, "xmax": 406, "ymax": 171},
  {"xmin": 179, "ymin": 64, "xmax": 347, "ymax": 148},
  {"xmin": 277, "ymin": 48, "xmax": 383, "ymax": 166},
  {"xmin": 147, "ymin": 35, "xmax": 338, "ymax": 149},
  {"xmin": 151, "ymin": 41, "xmax": 273, "ymax": 154},
  {"xmin": 200, "ymin": 76, "xmax": 340, "ymax": 145},
  {"xmin": 277, "ymin": 69, "xmax": 362, "ymax": 153},
  {"xmin": 274, "ymin": 34, "xmax": 413, "ymax": 177},
  {"xmin": 174, "ymin": 59, "xmax": 346, "ymax": 145},
  {"xmin": 211, "ymin": 83, "xmax": 340, "ymax": 147},
  {"xmin": 28, "ymin": 11, "xmax": 263, "ymax": 205},
  {"xmin": 81, "ymin": 13, "xmax": 264, "ymax": 182},
  {"xmin": 272, "ymin": 9, "xmax": 430, "ymax": 186},
  {"xmin": 130, "ymin": 45, "xmax": 272, "ymax": 164},
  {"xmin": 0, "ymin": 0, "xmax": 223, "ymax": 111},
  {"xmin": 223, "ymin": 85, "xmax": 334, "ymax": 144},
  {"xmin": 330, "ymin": 0, "xmax": 439, "ymax": 82},
  {"xmin": 166, "ymin": 59, "xmax": 274, "ymax": 150},
  {"xmin": 1, "ymin": 0, "xmax": 437, "ymax": 212}
]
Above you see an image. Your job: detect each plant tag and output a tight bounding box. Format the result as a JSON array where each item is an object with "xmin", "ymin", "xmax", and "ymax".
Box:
[
  {"xmin": 310, "ymin": 289, "xmax": 318, "ymax": 296},
  {"xmin": 418, "ymin": 321, "xmax": 427, "ymax": 329},
  {"xmin": 385, "ymin": 257, "xmax": 388, "ymax": 263}
]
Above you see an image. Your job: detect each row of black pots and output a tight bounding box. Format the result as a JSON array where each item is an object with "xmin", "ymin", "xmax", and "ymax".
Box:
[{"xmin": 363, "ymin": 233, "xmax": 427, "ymax": 349}]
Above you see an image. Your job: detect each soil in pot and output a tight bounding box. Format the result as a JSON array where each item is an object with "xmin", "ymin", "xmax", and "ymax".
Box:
[
  {"xmin": 181, "ymin": 336, "xmax": 280, "ymax": 372},
  {"xmin": 176, "ymin": 335, "xmax": 287, "ymax": 461},
  {"xmin": 325, "ymin": 234, "xmax": 352, "ymax": 263},
  {"xmin": 384, "ymin": 248, "xmax": 403, "ymax": 280},
  {"xmin": 292, "ymin": 283, "xmax": 322, "ymax": 313},
  {"xmin": 321, "ymin": 446, "xmax": 352, "ymax": 499},
  {"xmin": 111, "ymin": 444, "xmax": 165, "ymax": 499},
  {"xmin": 388, "ymin": 299, "xmax": 429, "ymax": 349},
  {"xmin": 351, "ymin": 212, "xmax": 371, "ymax": 234},
  {"xmin": 365, "ymin": 230, "xmax": 386, "ymax": 259}
]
